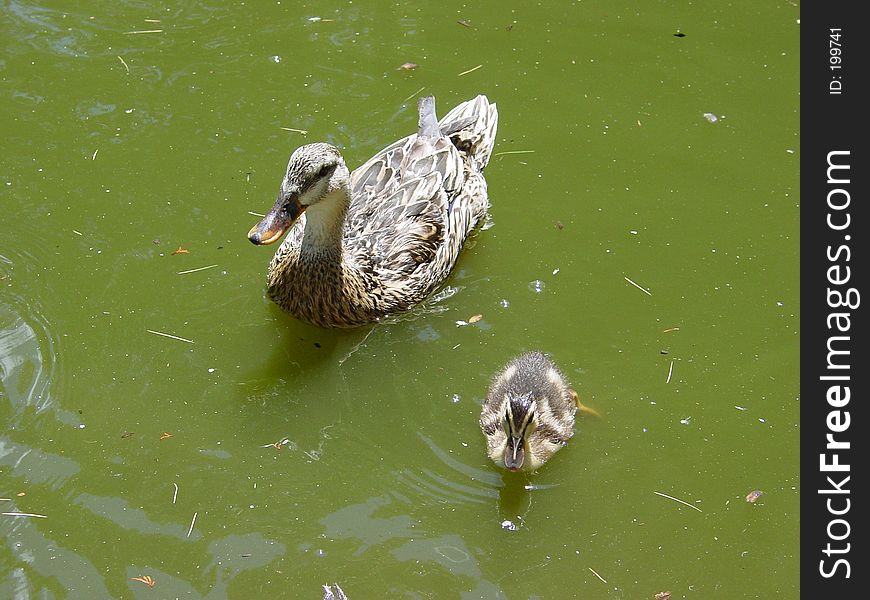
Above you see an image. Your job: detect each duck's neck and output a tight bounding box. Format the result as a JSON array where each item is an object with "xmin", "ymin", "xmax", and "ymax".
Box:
[{"xmin": 300, "ymin": 187, "xmax": 350, "ymax": 256}]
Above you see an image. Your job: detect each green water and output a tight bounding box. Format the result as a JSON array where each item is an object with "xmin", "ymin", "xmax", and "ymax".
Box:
[{"xmin": 2, "ymin": 1, "xmax": 799, "ymax": 598}]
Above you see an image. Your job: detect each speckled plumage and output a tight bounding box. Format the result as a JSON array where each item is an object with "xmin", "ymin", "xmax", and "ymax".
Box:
[
  {"xmin": 480, "ymin": 352, "xmax": 578, "ymax": 471},
  {"xmin": 249, "ymin": 95, "xmax": 498, "ymax": 328}
]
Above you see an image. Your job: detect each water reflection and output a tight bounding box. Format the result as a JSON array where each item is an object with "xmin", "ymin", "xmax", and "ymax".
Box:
[{"xmin": 1, "ymin": 256, "xmax": 57, "ymax": 416}]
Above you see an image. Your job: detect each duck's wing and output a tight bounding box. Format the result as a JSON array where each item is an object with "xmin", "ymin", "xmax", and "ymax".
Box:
[{"xmin": 345, "ymin": 99, "xmax": 465, "ymax": 277}]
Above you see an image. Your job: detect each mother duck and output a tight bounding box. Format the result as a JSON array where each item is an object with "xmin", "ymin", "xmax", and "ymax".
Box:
[{"xmin": 248, "ymin": 95, "xmax": 498, "ymax": 328}]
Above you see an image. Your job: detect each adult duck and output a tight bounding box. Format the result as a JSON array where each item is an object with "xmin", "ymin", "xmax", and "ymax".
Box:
[{"xmin": 248, "ymin": 95, "xmax": 498, "ymax": 328}]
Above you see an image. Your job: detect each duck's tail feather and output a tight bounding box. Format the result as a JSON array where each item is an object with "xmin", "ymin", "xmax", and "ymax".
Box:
[
  {"xmin": 417, "ymin": 96, "xmax": 440, "ymax": 141},
  {"xmin": 438, "ymin": 94, "xmax": 499, "ymax": 172}
]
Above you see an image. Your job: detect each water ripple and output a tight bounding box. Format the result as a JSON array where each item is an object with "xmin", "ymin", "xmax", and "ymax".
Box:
[{"xmin": 0, "ymin": 253, "xmax": 59, "ymax": 417}]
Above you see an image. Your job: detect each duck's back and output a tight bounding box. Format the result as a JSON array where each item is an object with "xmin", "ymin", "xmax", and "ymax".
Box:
[{"xmin": 344, "ymin": 95, "xmax": 498, "ymax": 310}]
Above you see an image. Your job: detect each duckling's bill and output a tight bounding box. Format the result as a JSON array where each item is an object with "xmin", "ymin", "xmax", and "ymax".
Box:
[
  {"xmin": 248, "ymin": 195, "xmax": 305, "ymax": 245},
  {"xmin": 504, "ymin": 435, "xmax": 525, "ymax": 471}
]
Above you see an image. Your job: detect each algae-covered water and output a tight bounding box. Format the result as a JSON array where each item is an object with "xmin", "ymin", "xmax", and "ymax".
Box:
[{"xmin": 2, "ymin": 1, "xmax": 799, "ymax": 598}]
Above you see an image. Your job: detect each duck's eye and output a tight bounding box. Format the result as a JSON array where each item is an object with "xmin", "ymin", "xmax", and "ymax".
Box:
[{"xmin": 318, "ymin": 165, "xmax": 331, "ymax": 178}]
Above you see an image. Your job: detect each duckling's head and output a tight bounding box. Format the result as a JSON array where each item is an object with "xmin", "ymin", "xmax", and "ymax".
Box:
[
  {"xmin": 502, "ymin": 391, "xmax": 537, "ymax": 471},
  {"xmin": 248, "ymin": 143, "xmax": 350, "ymax": 245}
]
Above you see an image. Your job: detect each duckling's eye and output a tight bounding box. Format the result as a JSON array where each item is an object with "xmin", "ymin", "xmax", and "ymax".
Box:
[{"xmin": 318, "ymin": 165, "xmax": 331, "ymax": 178}]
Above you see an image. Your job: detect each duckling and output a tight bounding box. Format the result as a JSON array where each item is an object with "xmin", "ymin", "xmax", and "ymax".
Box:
[{"xmin": 480, "ymin": 352, "xmax": 579, "ymax": 471}]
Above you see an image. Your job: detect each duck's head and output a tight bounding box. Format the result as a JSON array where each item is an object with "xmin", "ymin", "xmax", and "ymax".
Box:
[
  {"xmin": 248, "ymin": 143, "xmax": 350, "ymax": 245},
  {"xmin": 502, "ymin": 391, "xmax": 537, "ymax": 471}
]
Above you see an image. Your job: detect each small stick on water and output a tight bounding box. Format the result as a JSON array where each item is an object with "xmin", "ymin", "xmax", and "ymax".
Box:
[
  {"xmin": 457, "ymin": 64, "xmax": 483, "ymax": 77},
  {"xmin": 172, "ymin": 483, "xmax": 179, "ymax": 504},
  {"xmin": 623, "ymin": 275, "xmax": 652, "ymax": 296},
  {"xmin": 279, "ymin": 127, "xmax": 308, "ymax": 135},
  {"xmin": 72, "ymin": 230, "xmax": 83, "ymax": 236},
  {"xmin": 666, "ymin": 360, "xmax": 674, "ymax": 384},
  {"xmin": 117, "ymin": 56, "xmax": 130, "ymax": 73},
  {"xmin": 662, "ymin": 327, "xmax": 680, "ymax": 333},
  {"xmin": 177, "ymin": 264, "xmax": 218, "ymax": 275},
  {"xmin": 493, "ymin": 150, "xmax": 536, "ymax": 157},
  {"xmin": 187, "ymin": 512, "xmax": 198, "ymax": 538},
  {"xmin": 588, "ymin": 567, "xmax": 607, "ymax": 584},
  {"xmin": 401, "ymin": 86, "xmax": 426, "ymax": 104},
  {"xmin": 146, "ymin": 329, "xmax": 195, "ymax": 344},
  {"xmin": 654, "ymin": 490, "xmax": 703, "ymax": 512},
  {"xmin": 92, "ymin": 148, "xmax": 99, "ymax": 160},
  {"xmin": 2, "ymin": 512, "xmax": 48, "ymax": 518},
  {"xmin": 123, "ymin": 29, "xmax": 163, "ymax": 34},
  {"xmin": 247, "ymin": 211, "xmax": 265, "ymax": 217}
]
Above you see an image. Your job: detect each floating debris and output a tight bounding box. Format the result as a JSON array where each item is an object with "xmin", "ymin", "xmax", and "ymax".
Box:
[
  {"xmin": 529, "ymin": 280, "xmax": 545, "ymax": 293},
  {"xmin": 468, "ymin": 314, "xmax": 483, "ymax": 323},
  {"xmin": 187, "ymin": 512, "xmax": 198, "ymax": 538},
  {"xmin": 703, "ymin": 112, "xmax": 719, "ymax": 123},
  {"xmin": 588, "ymin": 567, "xmax": 607, "ymax": 584},
  {"xmin": 654, "ymin": 490, "xmax": 703, "ymax": 513},
  {"xmin": 160, "ymin": 432, "xmax": 173, "ymax": 441},
  {"xmin": 171, "ymin": 246, "xmax": 190, "ymax": 255},
  {"xmin": 130, "ymin": 575, "xmax": 156, "ymax": 588},
  {"xmin": 624, "ymin": 275, "xmax": 652, "ymax": 296},
  {"xmin": 457, "ymin": 19, "xmax": 473, "ymax": 28},
  {"xmin": 146, "ymin": 329, "xmax": 194, "ymax": 344},
  {"xmin": 500, "ymin": 520, "xmax": 518, "ymax": 531},
  {"xmin": 398, "ymin": 62, "xmax": 418, "ymax": 70},
  {"xmin": 673, "ymin": 32, "xmax": 686, "ymax": 37},
  {"xmin": 654, "ymin": 592, "xmax": 672, "ymax": 600},
  {"xmin": 457, "ymin": 64, "xmax": 483, "ymax": 77},
  {"xmin": 176, "ymin": 264, "xmax": 217, "ymax": 275},
  {"xmin": 745, "ymin": 490, "xmax": 764, "ymax": 503},
  {"xmin": 492, "ymin": 149, "xmax": 536, "ymax": 157}
]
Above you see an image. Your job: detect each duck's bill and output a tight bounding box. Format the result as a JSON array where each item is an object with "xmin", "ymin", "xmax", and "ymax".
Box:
[
  {"xmin": 247, "ymin": 196, "xmax": 304, "ymax": 245},
  {"xmin": 504, "ymin": 436, "xmax": 525, "ymax": 471}
]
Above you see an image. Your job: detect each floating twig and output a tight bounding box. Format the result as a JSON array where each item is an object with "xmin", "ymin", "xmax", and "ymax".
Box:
[
  {"xmin": 146, "ymin": 329, "xmax": 194, "ymax": 344},
  {"xmin": 172, "ymin": 483, "xmax": 178, "ymax": 504},
  {"xmin": 123, "ymin": 29, "xmax": 163, "ymax": 35},
  {"xmin": 401, "ymin": 86, "xmax": 426, "ymax": 104},
  {"xmin": 2, "ymin": 512, "xmax": 47, "ymax": 518},
  {"xmin": 457, "ymin": 64, "xmax": 483, "ymax": 77},
  {"xmin": 247, "ymin": 211, "xmax": 265, "ymax": 217},
  {"xmin": 117, "ymin": 56, "xmax": 130, "ymax": 73},
  {"xmin": 623, "ymin": 275, "xmax": 652, "ymax": 296},
  {"xmin": 654, "ymin": 490, "xmax": 703, "ymax": 512},
  {"xmin": 176, "ymin": 264, "xmax": 217, "ymax": 275},
  {"xmin": 187, "ymin": 512, "xmax": 198, "ymax": 538},
  {"xmin": 279, "ymin": 127, "xmax": 308, "ymax": 135},
  {"xmin": 72, "ymin": 229, "xmax": 83, "ymax": 236},
  {"xmin": 666, "ymin": 360, "xmax": 674, "ymax": 384},
  {"xmin": 92, "ymin": 148, "xmax": 99, "ymax": 160},
  {"xmin": 588, "ymin": 567, "xmax": 607, "ymax": 584},
  {"xmin": 493, "ymin": 150, "xmax": 536, "ymax": 157},
  {"xmin": 662, "ymin": 327, "xmax": 680, "ymax": 333}
]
